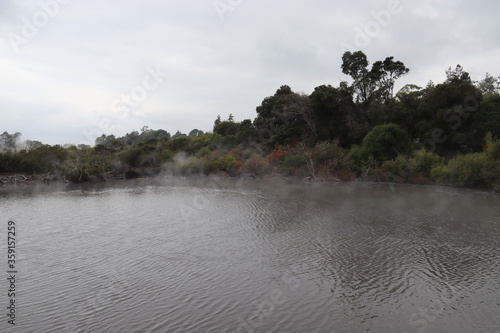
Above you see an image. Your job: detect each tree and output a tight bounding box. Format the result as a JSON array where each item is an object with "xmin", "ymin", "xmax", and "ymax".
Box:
[
  {"xmin": 356, "ymin": 123, "xmax": 412, "ymax": 164},
  {"xmin": 0, "ymin": 131, "xmax": 22, "ymax": 152},
  {"xmin": 371, "ymin": 56, "xmax": 410, "ymax": 100},
  {"xmin": 214, "ymin": 121, "xmax": 239, "ymax": 136},
  {"xmin": 309, "ymin": 84, "xmax": 354, "ymax": 144},
  {"xmin": 476, "ymin": 73, "xmax": 499, "ymax": 96},
  {"xmin": 188, "ymin": 129, "xmax": 204, "ymax": 137},
  {"xmin": 341, "ymin": 51, "xmax": 409, "ymax": 106},
  {"xmin": 171, "ymin": 130, "xmax": 186, "ymax": 139},
  {"xmin": 445, "ymin": 65, "xmax": 471, "ymax": 84},
  {"xmin": 214, "ymin": 115, "xmax": 222, "ymax": 129},
  {"xmin": 341, "ymin": 51, "xmax": 373, "ymax": 105},
  {"xmin": 235, "ymin": 119, "xmax": 256, "ymax": 144},
  {"xmin": 23, "ymin": 140, "xmax": 44, "ymax": 151},
  {"xmin": 95, "ymin": 134, "xmax": 117, "ymax": 146},
  {"xmin": 253, "ymin": 85, "xmax": 297, "ymax": 146},
  {"xmin": 281, "ymin": 93, "xmax": 317, "ymax": 138}
]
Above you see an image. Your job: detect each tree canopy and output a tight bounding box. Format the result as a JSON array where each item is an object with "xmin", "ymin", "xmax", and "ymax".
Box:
[{"xmin": 1, "ymin": 51, "xmax": 499, "ymax": 189}]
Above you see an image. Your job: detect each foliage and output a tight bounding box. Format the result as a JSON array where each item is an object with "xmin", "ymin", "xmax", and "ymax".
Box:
[
  {"xmin": 125, "ymin": 169, "xmax": 141, "ymax": 179},
  {"xmin": 212, "ymin": 154, "xmax": 242, "ymax": 175},
  {"xmin": 279, "ymin": 155, "xmax": 306, "ymax": 176},
  {"xmin": 242, "ymin": 156, "xmax": 270, "ymax": 177},
  {"xmin": 348, "ymin": 124, "xmax": 412, "ymax": 168},
  {"xmin": 267, "ymin": 146, "xmax": 288, "ymax": 165},
  {"xmin": 214, "ymin": 121, "xmax": 239, "ymax": 136},
  {"xmin": 0, "ymin": 131, "xmax": 22, "ymax": 151},
  {"xmin": 1, "ymin": 53, "xmax": 499, "ymax": 189}
]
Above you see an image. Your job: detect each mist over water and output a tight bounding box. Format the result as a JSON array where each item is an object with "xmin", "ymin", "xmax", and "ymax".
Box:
[{"xmin": 0, "ymin": 179, "xmax": 499, "ymax": 332}]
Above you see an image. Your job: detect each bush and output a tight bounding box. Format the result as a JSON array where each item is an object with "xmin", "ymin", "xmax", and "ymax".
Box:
[
  {"xmin": 161, "ymin": 149, "xmax": 174, "ymax": 162},
  {"xmin": 213, "ymin": 154, "xmax": 242, "ymax": 175},
  {"xmin": 410, "ymin": 149, "xmax": 444, "ymax": 176},
  {"xmin": 118, "ymin": 147, "xmax": 144, "ymax": 167},
  {"xmin": 445, "ymin": 153, "xmax": 486, "ymax": 187},
  {"xmin": 267, "ymin": 146, "xmax": 288, "ymax": 165},
  {"xmin": 279, "ymin": 154, "xmax": 306, "ymax": 176},
  {"xmin": 178, "ymin": 157, "xmax": 205, "ymax": 175},
  {"xmin": 384, "ymin": 154, "xmax": 411, "ymax": 179},
  {"xmin": 360, "ymin": 123, "xmax": 413, "ymax": 163},
  {"xmin": 311, "ymin": 142, "xmax": 345, "ymax": 165},
  {"xmin": 429, "ymin": 163, "xmax": 446, "ymax": 182},
  {"xmin": 242, "ymin": 156, "xmax": 270, "ymax": 177},
  {"xmin": 429, "ymin": 134, "xmax": 500, "ymax": 189},
  {"xmin": 480, "ymin": 133, "xmax": 500, "ymax": 188},
  {"xmin": 125, "ymin": 169, "xmax": 141, "ymax": 179},
  {"xmin": 196, "ymin": 147, "xmax": 211, "ymax": 158},
  {"xmin": 346, "ymin": 145, "xmax": 366, "ymax": 172}
]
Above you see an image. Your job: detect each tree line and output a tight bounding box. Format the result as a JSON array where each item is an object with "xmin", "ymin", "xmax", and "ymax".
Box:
[{"xmin": 1, "ymin": 51, "xmax": 499, "ymax": 189}]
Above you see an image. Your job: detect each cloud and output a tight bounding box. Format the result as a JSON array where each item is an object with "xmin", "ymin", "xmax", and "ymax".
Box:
[{"xmin": 0, "ymin": 0, "xmax": 498, "ymax": 144}]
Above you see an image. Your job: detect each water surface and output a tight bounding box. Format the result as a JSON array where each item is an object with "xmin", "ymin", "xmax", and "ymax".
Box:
[{"xmin": 0, "ymin": 179, "xmax": 499, "ymax": 332}]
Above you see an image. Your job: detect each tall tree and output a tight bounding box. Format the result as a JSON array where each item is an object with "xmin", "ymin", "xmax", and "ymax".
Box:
[
  {"xmin": 341, "ymin": 51, "xmax": 409, "ymax": 106},
  {"xmin": 371, "ymin": 56, "xmax": 410, "ymax": 100},
  {"xmin": 341, "ymin": 51, "xmax": 373, "ymax": 105},
  {"xmin": 213, "ymin": 115, "xmax": 222, "ymax": 129}
]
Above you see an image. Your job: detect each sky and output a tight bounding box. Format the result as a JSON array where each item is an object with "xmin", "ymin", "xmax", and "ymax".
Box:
[{"xmin": 0, "ymin": 0, "xmax": 499, "ymax": 145}]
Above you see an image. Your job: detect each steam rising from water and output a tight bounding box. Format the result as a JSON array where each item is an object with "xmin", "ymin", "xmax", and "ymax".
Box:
[{"xmin": 0, "ymin": 179, "xmax": 498, "ymax": 332}]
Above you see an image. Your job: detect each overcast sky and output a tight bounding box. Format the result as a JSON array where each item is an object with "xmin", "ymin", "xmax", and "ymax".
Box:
[{"xmin": 0, "ymin": 0, "xmax": 499, "ymax": 145}]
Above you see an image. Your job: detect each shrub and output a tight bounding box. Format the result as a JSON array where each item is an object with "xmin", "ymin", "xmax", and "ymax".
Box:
[
  {"xmin": 178, "ymin": 157, "xmax": 205, "ymax": 175},
  {"xmin": 118, "ymin": 147, "xmax": 144, "ymax": 167},
  {"xmin": 410, "ymin": 149, "xmax": 444, "ymax": 176},
  {"xmin": 213, "ymin": 154, "xmax": 242, "ymax": 175},
  {"xmin": 430, "ymin": 164, "xmax": 450, "ymax": 184},
  {"xmin": 311, "ymin": 142, "xmax": 345, "ymax": 165},
  {"xmin": 346, "ymin": 145, "xmax": 365, "ymax": 172},
  {"xmin": 242, "ymin": 156, "xmax": 269, "ymax": 177},
  {"xmin": 161, "ymin": 149, "xmax": 174, "ymax": 162},
  {"xmin": 279, "ymin": 154, "xmax": 306, "ymax": 176},
  {"xmin": 195, "ymin": 147, "xmax": 211, "ymax": 158},
  {"xmin": 385, "ymin": 154, "xmax": 412, "ymax": 180},
  {"xmin": 169, "ymin": 137, "xmax": 191, "ymax": 152},
  {"xmin": 360, "ymin": 123, "xmax": 413, "ymax": 163},
  {"xmin": 267, "ymin": 146, "xmax": 288, "ymax": 165},
  {"xmin": 125, "ymin": 169, "xmax": 141, "ymax": 179},
  {"xmin": 480, "ymin": 133, "xmax": 500, "ymax": 188},
  {"xmin": 445, "ymin": 153, "xmax": 487, "ymax": 187}
]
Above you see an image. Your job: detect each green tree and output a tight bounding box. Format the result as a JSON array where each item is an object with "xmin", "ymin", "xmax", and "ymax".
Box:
[
  {"xmin": 371, "ymin": 56, "xmax": 410, "ymax": 100},
  {"xmin": 253, "ymin": 85, "xmax": 311, "ymax": 146},
  {"xmin": 188, "ymin": 129, "xmax": 204, "ymax": 137},
  {"xmin": 445, "ymin": 65, "xmax": 471, "ymax": 84},
  {"xmin": 341, "ymin": 51, "xmax": 409, "ymax": 106},
  {"xmin": 309, "ymin": 84, "xmax": 355, "ymax": 145},
  {"xmin": 353, "ymin": 123, "xmax": 413, "ymax": 164},
  {"xmin": 171, "ymin": 130, "xmax": 186, "ymax": 139},
  {"xmin": 476, "ymin": 73, "xmax": 499, "ymax": 97},
  {"xmin": 213, "ymin": 115, "xmax": 222, "ymax": 129},
  {"xmin": 214, "ymin": 121, "xmax": 239, "ymax": 136}
]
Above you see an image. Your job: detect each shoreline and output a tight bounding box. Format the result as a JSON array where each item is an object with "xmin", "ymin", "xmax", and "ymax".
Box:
[{"xmin": 1, "ymin": 171, "xmax": 499, "ymax": 194}]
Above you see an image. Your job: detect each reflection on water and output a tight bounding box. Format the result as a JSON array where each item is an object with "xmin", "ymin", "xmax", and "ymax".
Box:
[{"xmin": 0, "ymin": 179, "xmax": 499, "ymax": 332}]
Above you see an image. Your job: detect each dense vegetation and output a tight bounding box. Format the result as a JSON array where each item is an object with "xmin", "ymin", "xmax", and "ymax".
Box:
[{"xmin": 1, "ymin": 52, "xmax": 500, "ymax": 189}]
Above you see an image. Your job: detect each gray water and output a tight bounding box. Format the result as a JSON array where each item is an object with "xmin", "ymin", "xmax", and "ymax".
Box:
[{"xmin": 0, "ymin": 178, "xmax": 499, "ymax": 333}]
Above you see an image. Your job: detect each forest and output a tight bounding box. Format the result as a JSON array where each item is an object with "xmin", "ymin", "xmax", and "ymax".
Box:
[{"xmin": 1, "ymin": 51, "xmax": 500, "ymax": 189}]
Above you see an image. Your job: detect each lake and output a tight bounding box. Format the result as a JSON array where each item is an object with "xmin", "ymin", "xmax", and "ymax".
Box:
[{"xmin": 0, "ymin": 178, "xmax": 499, "ymax": 332}]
